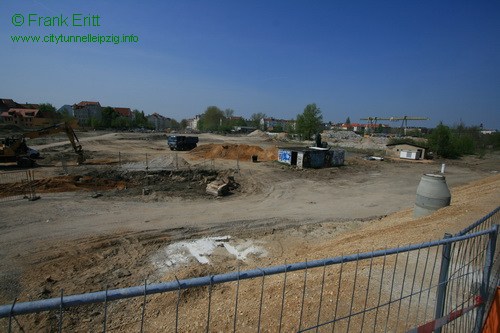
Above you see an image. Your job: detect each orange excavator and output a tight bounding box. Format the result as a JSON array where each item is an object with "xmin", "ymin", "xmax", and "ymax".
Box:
[{"xmin": 0, "ymin": 122, "xmax": 85, "ymax": 167}]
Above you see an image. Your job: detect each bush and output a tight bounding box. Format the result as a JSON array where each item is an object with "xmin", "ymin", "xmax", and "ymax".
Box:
[
  {"xmin": 387, "ymin": 137, "xmax": 424, "ymax": 147},
  {"xmin": 427, "ymin": 124, "xmax": 460, "ymax": 158}
]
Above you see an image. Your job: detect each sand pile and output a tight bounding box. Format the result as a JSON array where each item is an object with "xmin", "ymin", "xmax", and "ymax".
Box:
[
  {"xmin": 189, "ymin": 144, "xmax": 278, "ymax": 161},
  {"xmin": 247, "ymin": 129, "xmax": 270, "ymax": 139},
  {"xmin": 273, "ymin": 132, "xmax": 289, "ymax": 141}
]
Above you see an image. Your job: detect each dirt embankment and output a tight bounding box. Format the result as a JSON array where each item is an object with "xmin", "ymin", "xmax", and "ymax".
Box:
[
  {"xmin": 189, "ymin": 143, "xmax": 278, "ymax": 162},
  {"xmin": 0, "ymin": 131, "xmax": 498, "ymax": 332},
  {"xmin": 0, "ymin": 174, "xmax": 497, "ymax": 332}
]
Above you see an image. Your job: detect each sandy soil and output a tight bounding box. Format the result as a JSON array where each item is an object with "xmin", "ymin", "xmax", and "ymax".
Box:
[{"xmin": 0, "ymin": 130, "xmax": 498, "ymax": 331}]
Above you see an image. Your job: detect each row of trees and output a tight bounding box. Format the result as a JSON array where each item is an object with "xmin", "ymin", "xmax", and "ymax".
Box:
[
  {"xmin": 196, "ymin": 106, "xmax": 270, "ymax": 132},
  {"xmin": 197, "ymin": 104, "xmax": 324, "ymax": 139},
  {"xmin": 389, "ymin": 123, "xmax": 499, "ymax": 158},
  {"xmin": 197, "ymin": 107, "xmax": 245, "ymax": 132},
  {"xmin": 118, "ymin": 102, "xmax": 500, "ymax": 158},
  {"xmin": 45, "ymin": 101, "xmax": 498, "ymax": 159},
  {"xmin": 42, "ymin": 101, "xmax": 324, "ymax": 138},
  {"xmin": 427, "ymin": 123, "xmax": 499, "ymax": 158},
  {"xmin": 99, "ymin": 107, "xmax": 151, "ymax": 129}
]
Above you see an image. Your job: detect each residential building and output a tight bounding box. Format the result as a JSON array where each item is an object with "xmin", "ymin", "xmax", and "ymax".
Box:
[
  {"xmin": 187, "ymin": 115, "xmax": 201, "ymax": 130},
  {"xmin": 0, "ymin": 108, "xmax": 52, "ymax": 128},
  {"xmin": 73, "ymin": 101, "xmax": 102, "ymax": 125},
  {"xmin": 0, "ymin": 99, "xmax": 21, "ymax": 114},
  {"xmin": 113, "ymin": 107, "xmax": 133, "ymax": 119},
  {"xmin": 147, "ymin": 113, "xmax": 172, "ymax": 131},
  {"xmin": 260, "ymin": 117, "xmax": 296, "ymax": 131},
  {"xmin": 21, "ymin": 103, "xmax": 40, "ymax": 109}
]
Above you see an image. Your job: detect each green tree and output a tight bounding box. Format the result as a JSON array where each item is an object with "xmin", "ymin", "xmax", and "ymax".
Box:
[
  {"xmin": 221, "ymin": 108, "xmax": 239, "ymax": 132},
  {"xmin": 38, "ymin": 103, "xmax": 56, "ymax": 114},
  {"xmin": 250, "ymin": 113, "xmax": 266, "ymax": 129},
  {"xmin": 180, "ymin": 119, "xmax": 189, "ymax": 129},
  {"xmin": 232, "ymin": 117, "xmax": 246, "ymax": 127},
  {"xmin": 170, "ymin": 119, "xmax": 180, "ymax": 130},
  {"xmin": 452, "ymin": 122, "xmax": 480, "ymax": 155},
  {"xmin": 296, "ymin": 103, "xmax": 323, "ymax": 140},
  {"xmin": 224, "ymin": 108, "xmax": 234, "ymax": 118},
  {"xmin": 198, "ymin": 106, "xmax": 224, "ymax": 132},
  {"xmin": 58, "ymin": 108, "xmax": 74, "ymax": 123},
  {"xmin": 270, "ymin": 124, "xmax": 283, "ymax": 133},
  {"xmin": 101, "ymin": 107, "xmax": 117, "ymax": 128},
  {"xmin": 89, "ymin": 117, "xmax": 101, "ymax": 129},
  {"xmin": 112, "ymin": 116, "xmax": 131, "ymax": 129},
  {"xmin": 285, "ymin": 121, "xmax": 296, "ymax": 134},
  {"xmin": 345, "ymin": 116, "xmax": 354, "ymax": 130},
  {"xmin": 39, "ymin": 103, "xmax": 61, "ymax": 124},
  {"xmin": 132, "ymin": 110, "xmax": 149, "ymax": 128},
  {"xmin": 428, "ymin": 123, "xmax": 460, "ymax": 158}
]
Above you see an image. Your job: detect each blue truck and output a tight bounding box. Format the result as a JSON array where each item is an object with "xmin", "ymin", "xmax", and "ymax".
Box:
[{"xmin": 167, "ymin": 135, "xmax": 199, "ymax": 151}]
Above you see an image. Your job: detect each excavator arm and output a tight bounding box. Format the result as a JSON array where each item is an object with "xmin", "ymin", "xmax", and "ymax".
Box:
[{"xmin": 22, "ymin": 122, "xmax": 86, "ymax": 165}]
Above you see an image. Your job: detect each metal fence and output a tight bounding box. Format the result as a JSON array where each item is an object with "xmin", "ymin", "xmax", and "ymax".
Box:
[
  {"xmin": 0, "ymin": 170, "xmax": 38, "ymax": 202},
  {"xmin": 0, "ymin": 208, "xmax": 498, "ymax": 332},
  {"xmin": 115, "ymin": 152, "xmax": 247, "ymax": 173}
]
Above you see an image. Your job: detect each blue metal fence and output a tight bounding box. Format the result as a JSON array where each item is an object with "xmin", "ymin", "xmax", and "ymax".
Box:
[{"xmin": 1, "ymin": 207, "xmax": 498, "ymax": 332}]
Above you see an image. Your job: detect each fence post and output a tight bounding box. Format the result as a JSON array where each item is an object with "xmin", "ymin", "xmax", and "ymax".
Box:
[
  {"xmin": 474, "ymin": 224, "xmax": 498, "ymax": 333},
  {"xmin": 27, "ymin": 170, "xmax": 39, "ymax": 201},
  {"xmin": 61, "ymin": 157, "xmax": 68, "ymax": 175},
  {"xmin": 434, "ymin": 233, "xmax": 452, "ymax": 333}
]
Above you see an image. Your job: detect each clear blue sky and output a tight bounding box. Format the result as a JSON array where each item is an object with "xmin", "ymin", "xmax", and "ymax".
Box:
[{"xmin": 1, "ymin": 0, "xmax": 499, "ymax": 129}]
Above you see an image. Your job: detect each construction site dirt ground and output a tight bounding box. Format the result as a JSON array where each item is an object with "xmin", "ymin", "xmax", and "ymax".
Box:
[{"xmin": 0, "ymin": 131, "xmax": 499, "ymax": 331}]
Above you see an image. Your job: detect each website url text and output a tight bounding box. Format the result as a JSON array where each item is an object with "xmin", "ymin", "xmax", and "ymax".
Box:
[{"xmin": 11, "ymin": 33, "xmax": 139, "ymax": 45}]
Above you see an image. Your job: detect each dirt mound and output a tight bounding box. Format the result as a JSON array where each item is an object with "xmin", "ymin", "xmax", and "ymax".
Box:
[
  {"xmin": 0, "ymin": 175, "xmax": 129, "ymax": 198},
  {"xmin": 189, "ymin": 144, "xmax": 278, "ymax": 161},
  {"xmin": 0, "ymin": 169, "xmax": 225, "ymax": 199}
]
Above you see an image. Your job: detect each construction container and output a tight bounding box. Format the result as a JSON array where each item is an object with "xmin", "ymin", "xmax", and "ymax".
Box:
[
  {"xmin": 326, "ymin": 149, "xmax": 345, "ymax": 167},
  {"xmin": 307, "ymin": 150, "xmax": 325, "ymax": 168},
  {"xmin": 278, "ymin": 147, "xmax": 345, "ymax": 169},
  {"xmin": 400, "ymin": 150, "xmax": 422, "ymax": 160},
  {"xmin": 414, "ymin": 174, "xmax": 451, "ymax": 217},
  {"xmin": 278, "ymin": 149, "xmax": 292, "ymax": 165}
]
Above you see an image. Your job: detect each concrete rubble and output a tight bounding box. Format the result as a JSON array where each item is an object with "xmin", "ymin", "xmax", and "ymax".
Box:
[{"xmin": 206, "ymin": 175, "xmax": 238, "ymax": 196}]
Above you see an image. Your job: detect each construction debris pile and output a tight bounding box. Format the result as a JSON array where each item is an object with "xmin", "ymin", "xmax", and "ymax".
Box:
[
  {"xmin": 323, "ymin": 130, "xmax": 388, "ymax": 150},
  {"xmin": 206, "ymin": 175, "xmax": 239, "ymax": 196},
  {"xmin": 325, "ymin": 130, "xmax": 361, "ymax": 141},
  {"xmin": 0, "ymin": 168, "xmax": 233, "ymax": 200}
]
